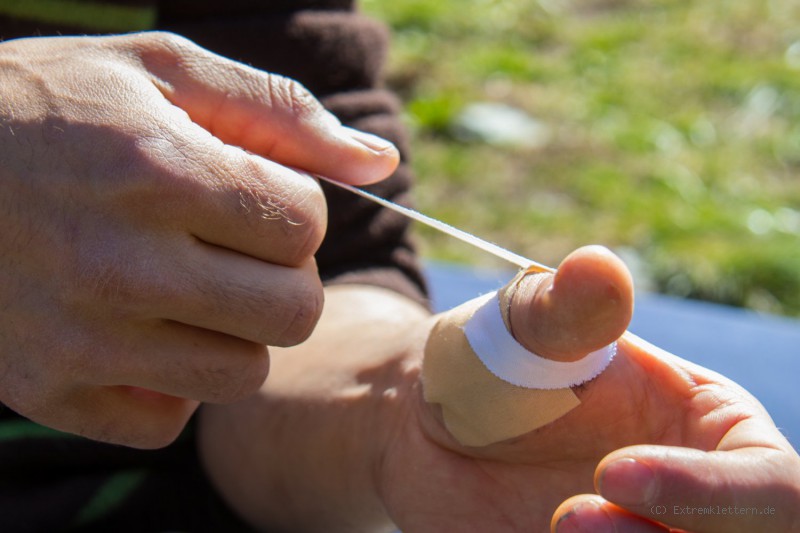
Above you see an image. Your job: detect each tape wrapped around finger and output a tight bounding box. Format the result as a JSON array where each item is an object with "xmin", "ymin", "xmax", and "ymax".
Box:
[
  {"xmin": 464, "ymin": 292, "xmax": 616, "ymax": 389},
  {"xmin": 422, "ymin": 269, "xmax": 616, "ymax": 447}
]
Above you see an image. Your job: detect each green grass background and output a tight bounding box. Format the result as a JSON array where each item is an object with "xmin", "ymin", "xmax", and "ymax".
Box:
[{"xmin": 362, "ymin": 0, "xmax": 800, "ymax": 317}]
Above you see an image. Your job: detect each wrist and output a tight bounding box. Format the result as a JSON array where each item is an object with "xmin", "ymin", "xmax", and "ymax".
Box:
[{"xmin": 198, "ymin": 284, "xmax": 430, "ymax": 532}]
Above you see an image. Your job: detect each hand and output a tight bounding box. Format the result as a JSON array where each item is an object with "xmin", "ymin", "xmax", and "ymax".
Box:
[
  {"xmin": 393, "ymin": 247, "xmax": 800, "ymax": 533},
  {"xmin": 0, "ymin": 32, "xmax": 399, "ymax": 448},
  {"xmin": 198, "ymin": 246, "xmax": 800, "ymax": 532}
]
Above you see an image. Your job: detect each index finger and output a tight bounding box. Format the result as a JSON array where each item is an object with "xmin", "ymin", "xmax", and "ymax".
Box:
[{"xmin": 124, "ymin": 32, "xmax": 399, "ymax": 185}]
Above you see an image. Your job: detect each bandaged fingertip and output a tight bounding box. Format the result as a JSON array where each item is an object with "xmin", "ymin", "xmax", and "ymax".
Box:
[{"xmin": 422, "ymin": 271, "xmax": 616, "ymax": 447}]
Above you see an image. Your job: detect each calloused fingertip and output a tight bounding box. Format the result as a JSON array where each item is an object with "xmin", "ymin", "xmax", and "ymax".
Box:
[
  {"xmin": 551, "ymin": 495, "xmax": 615, "ymax": 533},
  {"xmin": 551, "ymin": 494, "xmax": 591, "ymax": 531},
  {"xmin": 553, "ymin": 495, "xmax": 670, "ymax": 533}
]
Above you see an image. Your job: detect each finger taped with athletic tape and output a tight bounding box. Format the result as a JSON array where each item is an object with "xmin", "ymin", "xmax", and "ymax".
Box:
[{"xmin": 422, "ymin": 266, "xmax": 619, "ymax": 447}]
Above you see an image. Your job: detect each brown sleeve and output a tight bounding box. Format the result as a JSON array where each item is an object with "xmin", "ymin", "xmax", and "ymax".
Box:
[{"xmin": 159, "ymin": 1, "xmax": 430, "ymax": 306}]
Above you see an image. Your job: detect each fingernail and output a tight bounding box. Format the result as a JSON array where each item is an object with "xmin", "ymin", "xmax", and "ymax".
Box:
[
  {"xmin": 341, "ymin": 126, "xmax": 396, "ymax": 153},
  {"xmin": 555, "ymin": 500, "xmax": 615, "ymax": 533},
  {"xmin": 598, "ymin": 457, "xmax": 657, "ymax": 506}
]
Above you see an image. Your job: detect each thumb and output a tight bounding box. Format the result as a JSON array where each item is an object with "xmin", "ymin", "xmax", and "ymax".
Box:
[
  {"xmin": 508, "ymin": 245, "xmax": 634, "ymax": 362},
  {"xmin": 593, "ymin": 442, "xmax": 800, "ymax": 532},
  {"xmin": 129, "ymin": 32, "xmax": 398, "ymax": 185}
]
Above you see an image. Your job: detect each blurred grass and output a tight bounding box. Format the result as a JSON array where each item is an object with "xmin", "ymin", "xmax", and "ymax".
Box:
[{"xmin": 361, "ymin": 0, "xmax": 800, "ymax": 317}]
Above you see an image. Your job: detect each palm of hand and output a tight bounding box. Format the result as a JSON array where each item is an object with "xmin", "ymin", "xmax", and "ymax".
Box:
[{"xmin": 380, "ymin": 334, "xmax": 764, "ymax": 533}]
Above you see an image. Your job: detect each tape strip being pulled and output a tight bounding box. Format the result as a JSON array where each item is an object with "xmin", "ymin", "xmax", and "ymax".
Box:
[{"xmin": 463, "ymin": 292, "xmax": 616, "ymax": 389}]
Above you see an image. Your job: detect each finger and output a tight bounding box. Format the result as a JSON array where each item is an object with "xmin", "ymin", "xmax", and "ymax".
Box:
[
  {"xmin": 66, "ymin": 223, "xmax": 323, "ymax": 347},
  {"xmin": 102, "ymin": 320, "xmax": 271, "ymax": 405},
  {"xmin": 51, "ymin": 384, "xmax": 201, "ymax": 450},
  {"xmin": 172, "ymin": 145, "xmax": 328, "ymax": 268},
  {"xmin": 21, "ymin": 324, "xmax": 266, "ymax": 448},
  {"xmin": 509, "ymin": 245, "xmax": 634, "ymax": 362},
  {"xmin": 126, "ymin": 32, "xmax": 399, "ymax": 185},
  {"xmin": 595, "ymin": 443, "xmax": 800, "ymax": 533},
  {"xmin": 113, "ymin": 98, "xmax": 327, "ymax": 267},
  {"xmin": 552, "ymin": 495, "xmax": 669, "ymax": 533},
  {"xmin": 153, "ymin": 242, "xmax": 324, "ymax": 348}
]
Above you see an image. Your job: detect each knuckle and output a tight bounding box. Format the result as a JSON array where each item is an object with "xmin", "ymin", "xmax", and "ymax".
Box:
[
  {"xmin": 236, "ymin": 167, "xmax": 327, "ymax": 265},
  {"xmin": 195, "ymin": 345, "xmax": 270, "ymax": 404},
  {"xmin": 69, "ymin": 254, "xmax": 132, "ymax": 305},
  {"xmin": 134, "ymin": 31, "xmax": 194, "ymax": 57},
  {"xmin": 60, "ymin": 119, "xmax": 190, "ymax": 212},
  {"xmin": 122, "ymin": 31, "xmax": 201, "ymax": 77},
  {"xmin": 273, "ymin": 279, "xmax": 324, "ymax": 347},
  {"xmin": 266, "ymin": 74, "xmax": 322, "ymax": 120},
  {"xmin": 281, "ymin": 181, "xmax": 327, "ymax": 264},
  {"xmin": 90, "ymin": 132, "xmax": 163, "ymax": 197},
  {"xmin": 64, "ymin": 245, "xmax": 165, "ymax": 314}
]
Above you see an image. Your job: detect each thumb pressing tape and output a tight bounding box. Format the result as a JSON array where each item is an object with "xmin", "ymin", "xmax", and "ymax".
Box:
[{"xmin": 422, "ymin": 272, "xmax": 616, "ymax": 447}]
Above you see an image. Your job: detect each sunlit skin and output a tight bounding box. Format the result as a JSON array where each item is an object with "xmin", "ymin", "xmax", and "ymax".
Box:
[
  {"xmin": 199, "ymin": 246, "xmax": 800, "ymax": 532},
  {"xmin": 0, "ymin": 32, "xmax": 399, "ymax": 448},
  {"xmin": 3, "ymin": 28, "xmax": 796, "ymax": 533}
]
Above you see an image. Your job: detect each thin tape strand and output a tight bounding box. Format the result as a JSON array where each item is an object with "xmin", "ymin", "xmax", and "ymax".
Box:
[{"xmin": 318, "ymin": 176, "xmax": 554, "ymax": 272}]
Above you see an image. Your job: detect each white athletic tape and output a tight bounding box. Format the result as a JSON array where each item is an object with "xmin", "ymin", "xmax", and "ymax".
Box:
[{"xmin": 462, "ymin": 292, "xmax": 616, "ymax": 389}]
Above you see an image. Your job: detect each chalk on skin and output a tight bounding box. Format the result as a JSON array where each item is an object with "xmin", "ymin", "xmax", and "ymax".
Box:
[{"xmin": 422, "ymin": 269, "xmax": 617, "ymax": 447}]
